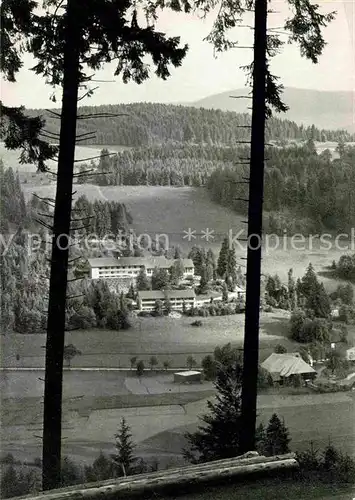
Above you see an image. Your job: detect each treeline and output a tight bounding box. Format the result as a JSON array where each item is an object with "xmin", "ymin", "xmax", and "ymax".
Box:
[
  {"xmin": 0, "ymin": 163, "xmax": 132, "ymax": 237},
  {"xmin": 71, "ymin": 195, "xmax": 132, "ymax": 237},
  {"xmin": 77, "ymin": 144, "xmax": 250, "ymax": 190},
  {"xmin": 0, "ymin": 163, "xmax": 132, "ymax": 239},
  {"xmin": 208, "ymin": 141, "xmax": 355, "ymax": 233},
  {"xmin": 77, "ymin": 144, "xmax": 238, "ymax": 187},
  {"xmin": 28, "ymin": 102, "xmax": 354, "ymax": 147}
]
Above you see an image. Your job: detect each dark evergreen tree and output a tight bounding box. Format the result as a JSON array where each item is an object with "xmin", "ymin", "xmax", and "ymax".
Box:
[
  {"xmin": 306, "ymin": 282, "xmax": 331, "ymax": 319},
  {"xmin": 184, "ymin": 363, "xmax": 243, "ymax": 463},
  {"xmin": 217, "ymin": 236, "xmax": 229, "ymax": 278},
  {"xmin": 188, "ymin": 246, "xmax": 206, "ymax": 276},
  {"xmin": 112, "ymin": 418, "xmax": 137, "ymax": 476},
  {"xmin": 226, "ymin": 245, "xmax": 237, "ymax": 289},
  {"xmin": 259, "ymin": 414, "xmax": 291, "ymax": 457},
  {"xmin": 170, "ymin": 259, "xmax": 185, "ymax": 284},
  {"xmin": 151, "ymin": 268, "xmax": 170, "ymax": 290},
  {"xmin": 136, "ymin": 268, "xmax": 150, "ymax": 291},
  {"xmin": 198, "ymin": 265, "xmax": 209, "ymax": 294}
]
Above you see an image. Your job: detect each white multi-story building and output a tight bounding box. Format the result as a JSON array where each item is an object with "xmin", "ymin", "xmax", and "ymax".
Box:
[
  {"xmin": 137, "ymin": 289, "xmax": 196, "ymax": 311},
  {"xmin": 88, "ymin": 256, "xmax": 194, "ymax": 280}
]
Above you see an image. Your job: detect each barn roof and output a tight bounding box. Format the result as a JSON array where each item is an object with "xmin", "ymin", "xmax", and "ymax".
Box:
[{"xmin": 261, "ymin": 353, "xmax": 315, "ymax": 377}]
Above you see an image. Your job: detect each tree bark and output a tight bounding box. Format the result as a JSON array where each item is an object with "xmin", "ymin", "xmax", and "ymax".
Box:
[
  {"xmin": 240, "ymin": 0, "xmax": 268, "ymax": 453},
  {"xmin": 42, "ymin": 0, "xmax": 81, "ymax": 490}
]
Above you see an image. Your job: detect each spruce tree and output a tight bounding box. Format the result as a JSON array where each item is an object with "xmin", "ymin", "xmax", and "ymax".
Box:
[
  {"xmin": 136, "ymin": 268, "xmax": 150, "ymax": 291},
  {"xmin": 184, "ymin": 363, "xmax": 243, "ymax": 463},
  {"xmin": 206, "ymin": 248, "xmax": 217, "ymax": 279},
  {"xmin": 306, "ymin": 282, "xmax": 331, "ymax": 318},
  {"xmin": 112, "ymin": 418, "xmax": 137, "ymax": 476},
  {"xmin": 217, "ymin": 236, "xmax": 229, "ymax": 278},
  {"xmin": 226, "ymin": 245, "xmax": 237, "ymax": 289},
  {"xmin": 198, "ymin": 265, "xmax": 209, "ymax": 294},
  {"xmin": 299, "ymin": 263, "xmax": 318, "ymax": 300},
  {"xmin": 262, "ymin": 413, "xmax": 291, "ymax": 457}
]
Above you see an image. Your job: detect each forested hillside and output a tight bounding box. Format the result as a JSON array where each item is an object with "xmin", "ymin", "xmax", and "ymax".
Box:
[
  {"xmin": 77, "ymin": 144, "xmax": 250, "ymax": 187},
  {"xmin": 28, "ymin": 102, "xmax": 354, "ymax": 147},
  {"xmin": 208, "ymin": 141, "xmax": 355, "ymax": 233},
  {"xmin": 0, "ymin": 164, "xmax": 133, "ymax": 333}
]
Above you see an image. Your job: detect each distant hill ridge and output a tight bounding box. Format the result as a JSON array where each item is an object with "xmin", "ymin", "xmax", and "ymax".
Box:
[
  {"xmin": 26, "ymin": 91, "xmax": 354, "ymax": 148},
  {"xmin": 188, "ymin": 87, "xmax": 355, "ymax": 132}
]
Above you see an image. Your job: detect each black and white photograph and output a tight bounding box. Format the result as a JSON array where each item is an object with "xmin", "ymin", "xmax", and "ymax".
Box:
[{"xmin": 0, "ymin": 0, "xmax": 355, "ymax": 498}]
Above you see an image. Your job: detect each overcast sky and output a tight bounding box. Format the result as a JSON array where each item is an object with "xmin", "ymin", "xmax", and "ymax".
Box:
[{"xmin": 2, "ymin": 0, "xmax": 354, "ymax": 108}]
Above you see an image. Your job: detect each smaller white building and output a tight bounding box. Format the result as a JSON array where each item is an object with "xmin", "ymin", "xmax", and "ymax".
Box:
[
  {"xmin": 137, "ymin": 289, "xmax": 195, "ymax": 311},
  {"xmin": 174, "ymin": 371, "xmax": 202, "ymax": 384},
  {"xmin": 346, "ymin": 346, "xmax": 355, "ymax": 361}
]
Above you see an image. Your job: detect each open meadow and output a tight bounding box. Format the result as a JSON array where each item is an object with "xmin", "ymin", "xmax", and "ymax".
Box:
[{"xmin": 1, "ymin": 310, "xmax": 292, "ymax": 369}]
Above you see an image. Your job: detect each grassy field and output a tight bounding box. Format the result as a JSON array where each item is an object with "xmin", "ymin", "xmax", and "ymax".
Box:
[
  {"xmin": 156, "ymin": 479, "xmax": 355, "ymax": 500},
  {"xmin": 1, "ymin": 310, "xmax": 293, "ymax": 369}
]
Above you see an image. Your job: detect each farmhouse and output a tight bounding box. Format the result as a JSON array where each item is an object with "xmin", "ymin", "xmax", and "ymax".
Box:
[
  {"xmin": 261, "ymin": 352, "xmax": 316, "ymax": 383},
  {"xmin": 137, "ymin": 289, "xmax": 196, "ymax": 311},
  {"xmin": 88, "ymin": 256, "xmax": 194, "ymax": 280}
]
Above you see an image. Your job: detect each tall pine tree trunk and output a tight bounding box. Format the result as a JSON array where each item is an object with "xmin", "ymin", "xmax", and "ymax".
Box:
[
  {"xmin": 240, "ymin": 0, "xmax": 267, "ymax": 453},
  {"xmin": 42, "ymin": 0, "xmax": 81, "ymax": 490}
]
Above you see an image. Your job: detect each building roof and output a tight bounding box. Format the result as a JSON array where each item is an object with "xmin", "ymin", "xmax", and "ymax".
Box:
[
  {"xmin": 346, "ymin": 346, "xmax": 355, "ymax": 353},
  {"xmin": 261, "ymin": 353, "xmax": 316, "ymax": 377},
  {"xmin": 88, "ymin": 258, "xmax": 120, "ymax": 268},
  {"xmin": 174, "ymin": 371, "xmax": 202, "ymax": 377},
  {"xmin": 137, "ymin": 289, "xmax": 196, "ymax": 300},
  {"xmin": 88, "ymin": 256, "xmax": 194, "ymax": 269}
]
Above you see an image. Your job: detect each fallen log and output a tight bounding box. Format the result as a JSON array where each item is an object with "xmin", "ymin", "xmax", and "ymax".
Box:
[{"xmin": 12, "ymin": 453, "xmax": 298, "ymax": 500}]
